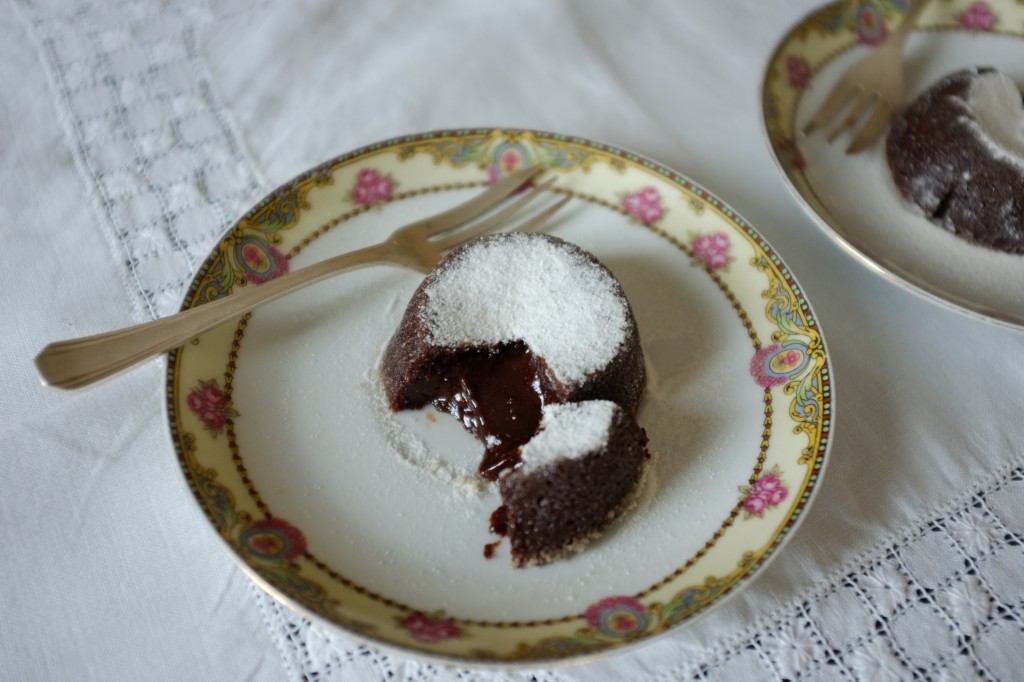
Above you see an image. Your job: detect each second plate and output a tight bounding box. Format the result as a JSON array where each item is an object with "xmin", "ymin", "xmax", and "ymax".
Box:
[{"xmin": 763, "ymin": 0, "xmax": 1024, "ymax": 329}]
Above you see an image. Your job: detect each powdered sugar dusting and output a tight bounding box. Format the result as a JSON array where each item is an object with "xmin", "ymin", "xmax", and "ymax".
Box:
[
  {"xmin": 967, "ymin": 70, "xmax": 1024, "ymax": 171},
  {"xmin": 422, "ymin": 234, "xmax": 629, "ymax": 386},
  {"xmin": 518, "ymin": 400, "xmax": 616, "ymax": 475}
]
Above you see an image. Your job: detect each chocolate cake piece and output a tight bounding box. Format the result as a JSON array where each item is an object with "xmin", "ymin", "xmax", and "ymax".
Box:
[
  {"xmin": 885, "ymin": 67, "xmax": 1024, "ymax": 253},
  {"xmin": 497, "ymin": 401, "xmax": 649, "ymax": 568}
]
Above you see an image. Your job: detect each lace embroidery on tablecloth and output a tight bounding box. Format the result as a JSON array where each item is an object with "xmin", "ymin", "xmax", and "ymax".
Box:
[
  {"xmin": 251, "ymin": 455, "xmax": 1023, "ymax": 681},
  {"xmin": 13, "ymin": 0, "xmax": 269, "ymax": 322}
]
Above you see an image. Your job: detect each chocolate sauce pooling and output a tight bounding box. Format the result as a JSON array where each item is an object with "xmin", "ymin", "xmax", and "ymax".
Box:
[
  {"xmin": 485, "ymin": 507, "xmax": 508, "ymax": 558},
  {"xmin": 489, "ymin": 506, "xmax": 509, "ymax": 536},
  {"xmin": 414, "ymin": 342, "xmax": 556, "ymax": 480}
]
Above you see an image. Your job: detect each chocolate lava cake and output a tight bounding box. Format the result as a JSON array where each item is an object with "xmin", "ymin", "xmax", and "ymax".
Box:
[
  {"xmin": 885, "ymin": 67, "xmax": 1024, "ymax": 253},
  {"xmin": 380, "ymin": 232, "xmax": 649, "ymax": 567}
]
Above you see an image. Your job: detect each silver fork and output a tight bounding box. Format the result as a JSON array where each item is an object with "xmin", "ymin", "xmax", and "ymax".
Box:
[
  {"xmin": 35, "ymin": 166, "xmax": 567, "ymax": 389},
  {"xmin": 803, "ymin": 0, "xmax": 930, "ymax": 153}
]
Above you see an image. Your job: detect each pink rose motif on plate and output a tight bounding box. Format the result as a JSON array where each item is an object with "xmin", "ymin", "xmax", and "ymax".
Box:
[
  {"xmin": 400, "ymin": 612, "xmax": 461, "ymax": 644},
  {"xmin": 240, "ymin": 517, "xmax": 308, "ymax": 562},
  {"xmin": 584, "ymin": 596, "xmax": 648, "ymax": 638},
  {"xmin": 786, "ymin": 56, "xmax": 811, "ymax": 88},
  {"xmin": 959, "ymin": 1, "xmax": 996, "ymax": 31},
  {"xmin": 622, "ymin": 186, "xmax": 665, "ymax": 226},
  {"xmin": 350, "ymin": 167, "xmax": 396, "ymax": 207},
  {"xmin": 691, "ymin": 231, "xmax": 732, "ymax": 270},
  {"xmin": 750, "ymin": 342, "xmax": 808, "ymax": 389},
  {"xmin": 773, "ymin": 136, "xmax": 806, "ymax": 171},
  {"xmin": 853, "ymin": 2, "xmax": 887, "ymax": 45},
  {"xmin": 739, "ymin": 465, "xmax": 790, "ymax": 518},
  {"xmin": 186, "ymin": 378, "xmax": 239, "ymax": 435}
]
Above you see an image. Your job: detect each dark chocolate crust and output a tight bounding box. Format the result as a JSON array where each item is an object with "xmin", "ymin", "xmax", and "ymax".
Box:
[
  {"xmin": 885, "ymin": 67, "xmax": 1024, "ymax": 253},
  {"xmin": 380, "ymin": 233, "xmax": 646, "ymax": 413},
  {"xmin": 498, "ymin": 405, "xmax": 649, "ymax": 568}
]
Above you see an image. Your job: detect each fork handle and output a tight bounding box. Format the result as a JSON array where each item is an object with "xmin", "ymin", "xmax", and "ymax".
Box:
[{"xmin": 34, "ymin": 244, "xmax": 392, "ymax": 389}]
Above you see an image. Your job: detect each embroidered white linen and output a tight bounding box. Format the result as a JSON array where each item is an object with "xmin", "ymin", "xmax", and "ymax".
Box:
[{"xmin": 1, "ymin": 0, "xmax": 1021, "ymax": 680}]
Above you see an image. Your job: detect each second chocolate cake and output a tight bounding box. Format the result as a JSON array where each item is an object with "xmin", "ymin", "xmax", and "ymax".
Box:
[{"xmin": 886, "ymin": 67, "xmax": 1024, "ymax": 253}]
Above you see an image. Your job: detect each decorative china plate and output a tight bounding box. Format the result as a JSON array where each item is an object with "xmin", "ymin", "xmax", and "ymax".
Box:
[
  {"xmin": 166, "ymin": 129, "xmax": 832, "ymax": 665},
  {"xmin": 763, "ymin": 0, "xmax": 1024, "ymax": 329}
]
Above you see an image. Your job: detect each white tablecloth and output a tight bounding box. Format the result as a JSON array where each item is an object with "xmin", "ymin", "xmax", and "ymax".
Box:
[{"xmin": 3, "ymin": 1, "xmax": 1022, "ymax": 680}]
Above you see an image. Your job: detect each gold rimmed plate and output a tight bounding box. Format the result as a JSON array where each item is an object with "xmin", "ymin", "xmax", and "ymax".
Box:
[
  {"xmin": 166, "ymin": 128, "xmax": 832, "ymax": 665},
  {"xmin": 763, "ymin": 0, "xmax": 1024, "ymax": 329}
]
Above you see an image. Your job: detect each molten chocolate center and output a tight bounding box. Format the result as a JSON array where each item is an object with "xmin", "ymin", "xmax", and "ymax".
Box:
[{"xmin": 411, "ymin": 342, "xmax": 556, "ymax": 480}]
